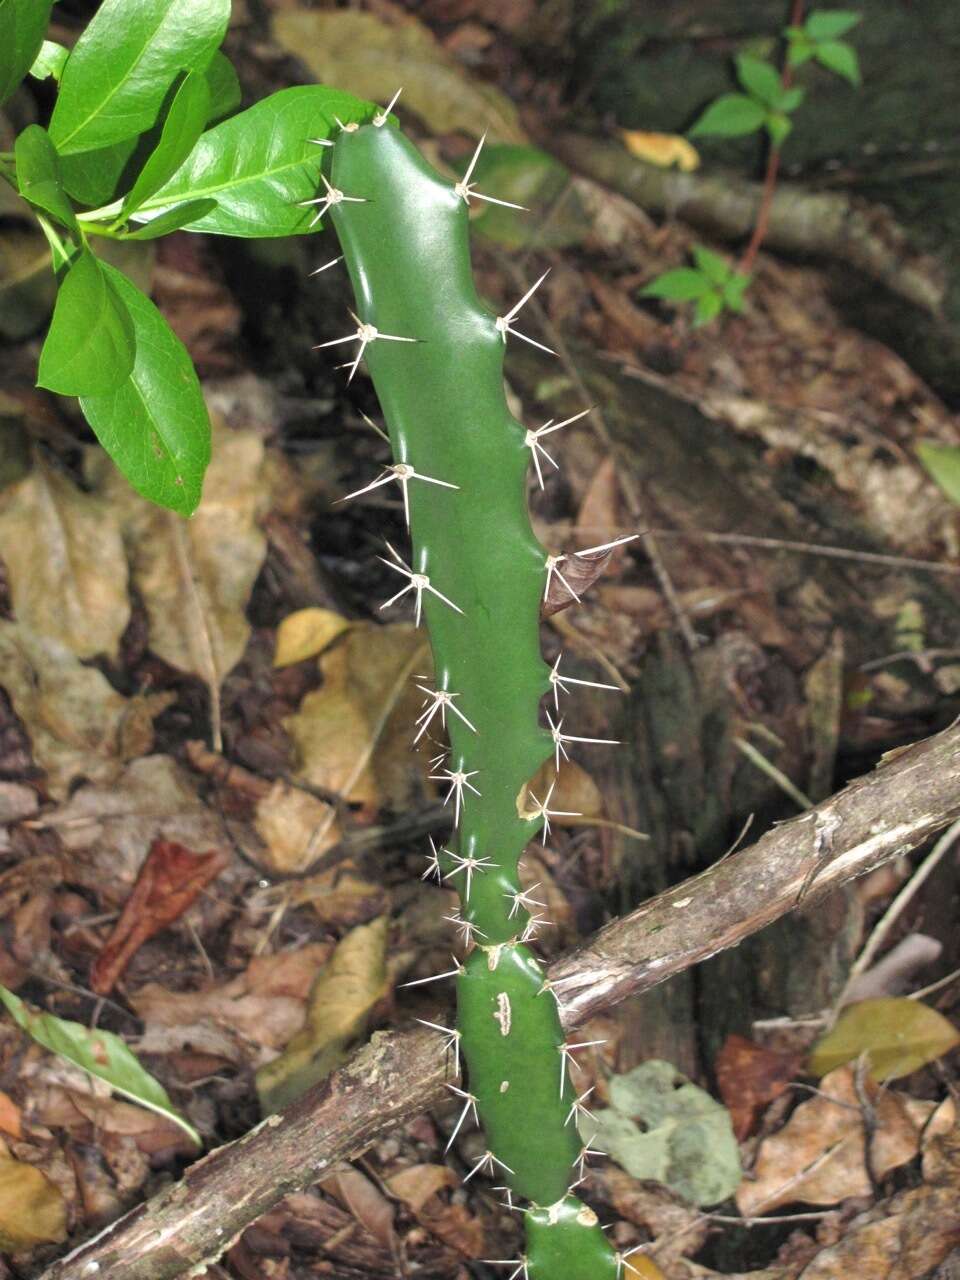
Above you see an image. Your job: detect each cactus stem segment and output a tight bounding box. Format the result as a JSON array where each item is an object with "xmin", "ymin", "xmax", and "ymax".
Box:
[
  {"xmin": 316, "ymin": 310, "xmax": 418, "ymax": 383},
  {"xmin": 549, "ymin": 654, "xmax": 621, "ymax": 708},
  {"xmin": 414, "ymin": 1018, "xmax": 461, "ymax": 1074},
  {"xmin": 442, "ymin": 849, "xmax": 498, "ymax": 899},
  {"xmin": 454, "ymin": 133, "xmax": 528, "ymax": 211},
  {"xmin": 465, "ymin": 1149, "xmax": 515, "ymax": 1183},
  {"xmin": 524, "ymin": 407, "xmax": 593, "ymax": 488},
  {"xmin": 377, "ymin": 544, "xmax": 464, "ymax": 625},
  {"xmin": 336, "ymin": 460, "xmax": 458, "ymax": 527},
  {"xmin": 505, "ymin": 883, "xmax": 546, "ymax": 918},
  {"xmin": 444, "ymin": 912, "xmax": 488, "ymax": 946},
  {"xmin": 444, "ymin": 1083, "xmax": 480, "ymax": 1151},
  {"xmin": 298, "ymin": 172, "xmax": 366, "ymax": 226},
  {"xmin": 494, "ymin": 270, "xmax": 556, "ymax": 354},
  {"xmin": 431, "ymin": 763, "xmax": 481, "ymax": 823},
  {"xmin": 373, "ymin": 88, "xmax": 403, "ymax": 127}
]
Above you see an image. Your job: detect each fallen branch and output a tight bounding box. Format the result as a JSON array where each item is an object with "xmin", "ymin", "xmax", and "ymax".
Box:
[
  {"xmin": 550, "ymin": 132, "xmax": 945, "ymax": 316},
  {"xmin": 40, "ymin": 722, "xmax": 960, "ymax": 1280}
]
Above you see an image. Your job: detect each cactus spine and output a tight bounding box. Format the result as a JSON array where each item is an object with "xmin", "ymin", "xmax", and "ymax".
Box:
[{"xmin": 322, "ymin": 105, "xmax": 624, "ymax": 1280}]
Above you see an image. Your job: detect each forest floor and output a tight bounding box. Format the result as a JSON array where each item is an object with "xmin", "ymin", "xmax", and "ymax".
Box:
[{"xmin": 0, "ymin": 2, "xmax": 959, "ymax": 1278}]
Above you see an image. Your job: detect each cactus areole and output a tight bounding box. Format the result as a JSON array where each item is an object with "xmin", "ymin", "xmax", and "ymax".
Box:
[{"xmin": 320, "ymin": 102, "xmax": 627, "ymax": 1279}]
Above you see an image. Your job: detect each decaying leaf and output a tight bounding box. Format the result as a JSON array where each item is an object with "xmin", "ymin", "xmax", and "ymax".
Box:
[
  {"xmin": 253, "ymin": 779, "xmax": 341, "ymax": 875},
  {"xmin": 809, "ymin": 997, "xmax": 960, "ymax": 1081},
  {"xmin": 274, "ymin": 607, "xmax": 352, "ymax": 668},
  {"xmin": 90, "ymin": 838, "xmax": 228, "ymax": 995},
  {"xmin": 0, "ymin": 1137, "xmax": 66, "ymax": 1252},
  {"xmin": 542, "ymin": 540, "xmax": 634, "ymax": 618},
  {"xmin": 715, "ymin": 1033, "xmax": 803, "ymax": 1140},
  {"xmin": 0, "ymin": 457, "xmax": 129, "ymax": 660},
  {"xmin": 587, "ymin": 1059, "xmax": 742, "ymax": 1207},
  {"xmin": 620, "ymin": 130, "xmax": 700, "ymax": 171},
  {"xmin": 737, "ymin": 1065, "xmax": 925, "ymax": 1215},
  {"xmin": 273, "ymin": 8, "xmax": 524, "ymax": 142},
  {"xmin": 0, "ymin": 985, "xmax": 200, "ymax": 1145},
  {"xmin": 387, "ymin": 1163, "xmax": 485, "ymax": 1257},
  {"xmin": 322, "ymin": 1166, "xmax": 396, "ymax": 1249},
  {"xmin": 0, "ymin": 623, "xmax": 169, "ymax": 799},
  {"xmin": 257, "ymin": 916, "xmax": 389, "ymax": 1112},
  {"xmin": 284, "ymin": 622, "xmax": 432, "ymax": 821}
]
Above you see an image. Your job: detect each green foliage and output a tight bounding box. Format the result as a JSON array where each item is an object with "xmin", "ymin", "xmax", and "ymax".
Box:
[
  {"xmin": 118, "ymin": 72, "xmax": 211, "ymax": 221},
  {"xmin": 786, "ymin": 9, "xmax": 862, "ymax": 84},
  {"xmin": 15, "ymin": 126, "xmax": 78, "ymax": 233},
  {"xmin": 916, "ymin": 441, "xmax": 960, "ymax": 506},
  {"xmin": 643, "ymin": 245, "xmax": 750, "ymax": 325},
  {"xmin": 0, "ymin": 0, "xmax": 55, "ymax": 107},
  {"xmin": 37, "ymin": 249, "xmax": 136, "ymax": 395},
  {"xmin": 689, "ymin": 53, "xmax": 805, "ymax": 145},
  {"xmin": 0, "ymin": 984, "xmax": 201, "ymax": 1145},
  {"xmin": 28, "ymin": 39, "xmax": 68, "ymax": 84}
]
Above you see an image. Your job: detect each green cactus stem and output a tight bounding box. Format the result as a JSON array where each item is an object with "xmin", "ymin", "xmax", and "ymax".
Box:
[{"xmin": 322, "ymin": 104, "xmax": 622, "ymax": 1280}]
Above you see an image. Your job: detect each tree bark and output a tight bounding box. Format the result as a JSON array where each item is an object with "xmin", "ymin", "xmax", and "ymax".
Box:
[{"xmin": 38, "ymin": 721, "xmax": 960, "ymax": 1280}]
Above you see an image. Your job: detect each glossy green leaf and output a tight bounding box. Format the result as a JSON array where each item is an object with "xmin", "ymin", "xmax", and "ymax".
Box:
[
  {"xmin": 59, "ymin": 137, "xmax": 142, "ymax": 206},
  {"xmin": 689, "ymin": 93, "xmax": 767, "ymax": 138},
  {"xmin": 0, "ymin": 0, "xmax": 54, "ymax": 107},
  {"xmin": 204, "ymin": 49, "xmax": 241, "ymax": 125},
  {"xmin": 815, "ymin": 39, "xmax": 861, "ymax": 85},
  {"xmin": 809, "ymin": 997, "xmax": 960, "ymax": 1081},
  {"xmin": 140, "ymin": 85, "xmax": 371, "ymax": 237},
  {"xmin": 15, "ymin": 124, "xmax": 78, "ymax": 232},
  {"xmin": 120, "ymin": 72, "xmax": 211, "ymax": 219},
  {"xmin": 80, "ymin": 262, "xmax": 210, "ymax": 516},
  {"xmin": 642, "ymin": 267, "xmax": 710, "ymax": 301},
  {"xmin": 691, "ymin": 245, "xmax": 731, "ymax": 286},
  {"xmin": 49, "ymin": 0, "xmax": 230, "ymax": 156},
  {"xmin": 29, "ymin": 38, "xmax": 68, "ymax": 82},
  {"xmin": 917, "ymin": 441, "xmax": 960, "ymax": 506},
  {"xmin": 0, "ymin": 984, "xmax": 200, "ymax": 1145},
  {"xmin": 37, "ymin": 250, "xmax": 135, "ymax": 396},
  {"xmin": 123, "ymin": 198, "xmax": 217, "ymax": 240},
  {"xmin": 806, "ymin": 9, "xmax": 862, "ymax": 40},
  {"xmin": 735, "ymin": 53, "xmax": 783, "ymax": 108}
]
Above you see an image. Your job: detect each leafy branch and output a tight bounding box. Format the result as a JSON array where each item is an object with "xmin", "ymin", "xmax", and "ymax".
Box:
[{"xmin": 643, "ymin": 6, "xmax": 862, "ymax": 324}]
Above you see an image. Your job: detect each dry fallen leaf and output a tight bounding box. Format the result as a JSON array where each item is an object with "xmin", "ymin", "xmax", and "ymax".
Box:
[
  {"xmin": 285, "ymin": 621, "xmax": 432, "ymax": 821},
  {"xmin": 274, "ymin": 608, "xmax": 351, "ymax": 668},
  {"xmin": 90, "ymin": 839, "xmax": 229, "ymax": 994},
  {"xmin": 253, "ymin": 780, "xmax": 341, "ymax": 875},
  {"xmin": 737, "ymin": 1065, "xmax": 925, "ymax": 1215},
  {"xmin": 0, "ymin": 1138, "xmax": 67, "ymax": 1252},
  {"xmin": 620, "ymin": 130, "xmax": 700, "ymax": 171},
  {"xmin": 256, "ymin": 916, "xmax": 389, "ymax": 1112},
  {"xmin": 0, "ymin": 623, "xmax": 169, "ymax": 799},
  {"xmin": 322, "ymin": 1166, "xmax": 396, "ymax": 1250},
  {"xmin": 715, "ymin": 1033, "xmax": 803, "ymax": 1140},
  {"xmin": 809, "ymin": 997, "xmax": 960, "ymax": 1081},
  {"xmin": 0, "ymin": 457, "xmax": 130, "ymax": 660},
  {"xmin": 387, "ymin": 1163, "xmax": 485, "ymax": 1257}
]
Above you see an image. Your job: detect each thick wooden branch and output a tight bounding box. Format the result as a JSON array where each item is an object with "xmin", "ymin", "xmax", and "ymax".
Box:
[{"xmin": 40, "ymin": 723, "xmax": 960, "ymax": 1280}]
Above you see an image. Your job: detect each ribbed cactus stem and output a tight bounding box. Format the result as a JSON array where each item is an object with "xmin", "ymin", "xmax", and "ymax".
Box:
[{"xmin": 325, "ymin": 112, "xmax": 619, "ymax": 1280}]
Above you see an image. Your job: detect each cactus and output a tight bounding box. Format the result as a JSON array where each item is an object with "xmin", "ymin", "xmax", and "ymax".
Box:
[{"xmin": 316, "ymin": 99, "xmax": 637, "ymax": 1280}]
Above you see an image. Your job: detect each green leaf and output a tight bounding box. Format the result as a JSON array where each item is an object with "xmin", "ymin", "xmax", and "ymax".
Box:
[
  {"xmin": 204, "ymin": 49, "xmax": 241, "ymax": 125},
  {"xmin": 123, "ymin": 198, "xmax": 217, "ymax": 240},
  {"xmin": 59, "ymin": 137, "xmax": 142, "ymax": 206},
  {"xmin": 465, "ymin": 144, "xmax": 588, "ymax": 250},
  {"xmin": 779, "ymin": 86, "xmax": 806, "ymax": 113},
  {"xmin": 37, "ymin": 250, "xmax": 135, "ymax": 396},
  {"xmin": 141, "ymin": 85, "xmax": 371, "ymax": 237},
  {"xmin": 588, "ymin": 1061, "xmax": 741, "ymax": 1207},
  {"xmin": 0, "ymin": 984, "xmax": 200, "ymax": 1145},
  {"xmin": 806, "ymin": 9, "xmax": 862, "ymax": 40},
  {"xmin": 809, "ymin": 997, "xmax": 960, "ymax": 1081},
  {"xmin": 642, "ymin": 268, "xmax": 710, "ymax": 301},
  {"xmin": 694, "ymin": 290, "xmax": 724, "ymax": 325},
  {"xmin": 815, "ymin": 39, "xmax": 861, "ymax": 85},
  {"xmin": 735, "ymin": 53, "xmax": 783, "ymax": 108},
  {"xmin": 691, "ymin": 245, "xmax": 731, "ymax": 286},
  {"xmin": 14, "ymin": 125, "xmax": 78, "ymax": 233},
  {"xmin": 0, "ymin": 0, "xmax": 54, "ymax": 107},
  {"xmin": 49, "ymin": 0, "xmax": 230, "ymax": 156},
  {"xmin": 119, "ymin": 72, "xmax": 211, "ymax": 220},
  {"xmin": 79, "ymin": 263, "xmax": 210, "ymax": 515},
  {"xmin": 689, "ymin": 93, "xmax": 767, "ymax": 138},
  {"xmin": 29, "ymin": 38, "xmax": 68, "ymax": 82},
  {"xmin": 722, "ymin": 272, "xmax": 752, "ymax": 312},
  {"xmin": 766, "ymin": 111, "xmax": 793, "ymax": 147},
  {"xmin": 917, "ymin": 441, "xmax": 960, "ymax": 506}
]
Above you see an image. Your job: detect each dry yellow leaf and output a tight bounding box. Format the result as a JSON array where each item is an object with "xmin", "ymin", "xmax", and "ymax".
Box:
[
  {"xmin": 253, "ymin": 779, "xmax": 341, "ymax": 875},
  {"xmin": 0, "ymin": 457, "xmax": 129, "ymax": 659},
  {"xmin": 256, "ymin": 916, "xmax": 388, "ymax": 1112},
  {"xmin": 274, "ymin": 608, "xmax": 351, "ymax": 668},
  {"xmin": 0, "ymin": 1140, "xmax": 67, "ymax": 1252},
  {"xmin": 809, "ymin": 997, "xmax": 960, "ymax": 1081},
  {"xmin": 620, "ymin": 130, "xmax": 700, "ymax": 172},
  {"xmin": 284, "ymin": 621, "xmax": 432, "ymax": 820}
]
